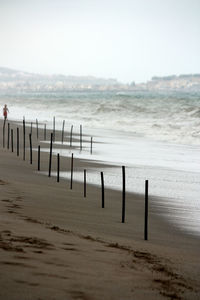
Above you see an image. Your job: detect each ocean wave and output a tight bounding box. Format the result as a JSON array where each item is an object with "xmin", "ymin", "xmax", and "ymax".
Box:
[{"xmin": 1, "ymin": 91, "xmax": 200, "ymax": 145}]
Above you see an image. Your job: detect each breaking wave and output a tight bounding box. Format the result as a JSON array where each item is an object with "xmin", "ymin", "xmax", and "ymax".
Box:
[{"xmin": 1, "ymin": 90, "xmax": 200, "ymax": 145}]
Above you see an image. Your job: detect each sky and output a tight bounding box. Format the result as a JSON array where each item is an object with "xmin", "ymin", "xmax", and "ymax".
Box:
[{"xmin": 0, "ymin": 0, "xmax": 200, "ymax": 83}]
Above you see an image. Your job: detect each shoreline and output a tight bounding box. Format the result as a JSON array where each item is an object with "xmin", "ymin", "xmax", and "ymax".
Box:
[{"xmin": 0, "ymin": 118, "xmax": 200, "ymax": 299}]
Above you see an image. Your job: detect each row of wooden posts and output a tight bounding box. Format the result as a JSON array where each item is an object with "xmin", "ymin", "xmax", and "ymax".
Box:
[
  {"xmin": 2, "ymin": 118, "xmax": 149, "ymax": 241},
  {"xmin": 3, "ymin": 117, "xmax": 93, "ymax": 155},
  {"xmin": 30, "ymin": 118, "xmax": 92, "ymax": 152}
]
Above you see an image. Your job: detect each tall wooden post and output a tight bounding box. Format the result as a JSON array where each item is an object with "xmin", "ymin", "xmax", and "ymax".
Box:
[
  {"xmin": 70, "ymin": 153, "xmax": 74, "ymax": 189},
  {"xmin": 29, "ymin": 133, "xmax": 32, "ymax": 164},
  {"xmin": 84, "ymin": 169, "xmax": 86, "ymax": 197},
  {"xmin": 7, "ymin": 123, "xmax": 10, "ymax": 149},
  {"xmin": 17, "ymin": 127, "xmax": 19, "ymax": 156},
  {"xmin": 101, "ymin": 171, "xmax": 105, "ymax": 208},
  {"xmin": 90, "ymin": 137, "xmax": 93, "ymax": 154},
  {"xmin": 48, "ymin": 133, "xmax": 53, "ymax": 177},
  {"xmin": 144, "ymin": 180, "xmax": 149, "ymax": 241},
  {"xmin": 23, "ymin": 118, "xmax": 26, "ymax": 161},
  {"xmin": 62, "ymin": 120, "xmax": 65, "ymax": 144},
  {"xmin": 38, "ymin": 145, "xmax": 40, "ymax": 171},
  {"xmin": 11, "ymin": 129, "xmax": 14, "ymax": 152},
  {"xmin": 57, "ymin": 153, "xmax": 60, "ymax": 182},
  {"xmin": 122, "ymin": 166, "xmax": 126, "ymax": 223}
]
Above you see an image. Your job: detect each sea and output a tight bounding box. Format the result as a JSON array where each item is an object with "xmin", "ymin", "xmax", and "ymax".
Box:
[{"xmin": 0, "ymin": 90, "xmax": 200, "ymax": 237}]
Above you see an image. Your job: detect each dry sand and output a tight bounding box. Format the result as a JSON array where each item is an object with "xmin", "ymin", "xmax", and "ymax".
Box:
[{"xmin": 0, "ymin": 119, "xmax": 200, "ymax": 300}]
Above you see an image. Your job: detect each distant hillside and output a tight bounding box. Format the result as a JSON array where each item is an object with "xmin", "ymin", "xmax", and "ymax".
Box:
[
  {"xmin": 0, "ymin": 67, "xmax": 200, "ymax": 92},
  {"xmin": 152, "ymin": 74, "xmax": 200, "ymax": 81},
  {"xmin": 0, "ymin": 67, "xmax": 123, "ymax": 92},
  {"xmin": 134, "ymin": 74, "xmax": 200, "ymax": 91}
]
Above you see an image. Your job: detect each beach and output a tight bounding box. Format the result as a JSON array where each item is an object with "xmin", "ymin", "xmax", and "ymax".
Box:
[{"xmin": 0, "ymin": 118, "xmax": 199, "ymax": 300}]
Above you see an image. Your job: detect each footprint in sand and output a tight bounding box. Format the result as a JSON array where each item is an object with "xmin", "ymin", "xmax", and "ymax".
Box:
[
  {"xmin": 0, "ymin": 180, "xmax": 9, "ymax": 185},
  {"xmin": 23, "ymin": 217, "xmax": 41, "ymax": 224},
  {"xmin": 70, "ymin": 290, "xmax": 89, "ymax": 300},
  {"xmin": 33, "ymin": 272, "xmax": 68, "ymax": 280},
  {"xmin": 1, "ymin": 199, "xmax": 11, "ymax": 203},
  {"xmin": 1, "ymin": 261, "xmax": 36, "ymax": 268},
  {"xmin": 62, "ymin": 247, "xmax": 78, "ymax": 251},
  {"xmin": 15, "ymin": 279, "xmax": 39, "ymax": 286}
]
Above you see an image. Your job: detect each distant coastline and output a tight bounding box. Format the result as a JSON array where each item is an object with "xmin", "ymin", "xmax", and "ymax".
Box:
[{"xmin": 0, "ymin": 66, "xmax": 200, "ymax": 92}]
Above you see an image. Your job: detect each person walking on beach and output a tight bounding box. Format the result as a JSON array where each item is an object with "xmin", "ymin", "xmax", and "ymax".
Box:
[{"xmin": 3, "ymin": 104, "xmax": 9, "ymax": 121}]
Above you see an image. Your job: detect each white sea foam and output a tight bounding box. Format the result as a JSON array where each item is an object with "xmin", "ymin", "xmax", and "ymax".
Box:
[{"xmin": 39, "ymin": 129, "xmax": 200, "ymax": 237}]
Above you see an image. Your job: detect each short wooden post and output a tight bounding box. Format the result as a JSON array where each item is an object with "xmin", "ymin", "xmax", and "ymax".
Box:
[
  {"xmin": 17, "ymin": 128, "xmax": 19, "ymax": 156},
  {"xmin": 144, "ymin": 180, "xmax": 149, "ymax": 241},
  {"xmin": 7, "ymin": 123, "xmax": 10, "ymax": 149},
  {"xmin": 122, "ymin": 166, "xmax": 126, "ymax": 223},
  {"xmin": 101, "ymin": 171, "xmax": 105, "ymax": 208},
  {"xmin": 29, "ymin": 133, "xmax": 32, "ymax": 164},
  {"xmin": 11, "ymin": 129, "xmax": 14, "ymax": 152},
  {"xmin": 3, "ymin": 121, "xmax": 6, "ymax": 148},
  {"xmin": 84, "ymin": 169, "xmax": 86, "ymax": 197},
  {"xmin": 70, "ymin": 125, "xmax": 73, "ymax": 147},
  {"xmin": 36, "ymin": 119, "xmax": 38, "ymax": 140},
  {"xmin": 48, "ymin": 133, "xmax": 53, "ymax": 177},
  {"xmin": 70, "ymin": 153, "xmax": 74, "ymax": 189},
  {"xmin": 80, "ymin": 125, "xmax": 82, "ymax": 151},
  {"xmin": 61, "ymin": 120, "xmax": 65, "ymax": 144},
  {"xmin": 90, "ymin": 137, "xmax": 93, "ymax": 154},
  {"xmin": 23, "ymin": 118, "xmax": 26, "ymax": 160},
  {"xmin": 57, "ymin": 153, "xmax": 60, "ymax": 182},
  {"xmin": 38, "ymin": 145, "xmax": 40, "ymax": 171},
  {"xmin": 44, "ymin": 124, "xmax": 46, "ymax": 141}
]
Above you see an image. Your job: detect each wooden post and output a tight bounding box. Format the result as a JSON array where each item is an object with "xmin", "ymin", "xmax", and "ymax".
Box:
[
  {"xmin": 53, "ymin": 116, "xmax": 55, "ymax": 142},
  {"xmin": 23, "ymin": 118, "xmax": 26, "ymax": 160},
  {"xmin": 144, "ymin": 180, "xmax": 149, "ymax": 241},
  {"xmin": 29, "ymin": 133, "xmax": 32, "ymax": 164},
  {"xmin": 122, "ymin": 166, "xmax": 125, "ymax": 223},
  {"xmin": 70, "ymin": 153, "xmax": 74, "ymax": 189},
  {"xmin": 90, "ymin": 137, "xmax": 93, "ymax": 154},
  {"xmin": 80, "ymin": 125, "xmax": 82, "ymax": 151},
  {"xmin": 7, "ymin": 123, "xmax": 10, "ymax": 149},
  {"xmin": 57, "ymin": 153, "xmax": 60, "ymax": 182},
  {"xmin": 31, "ymin": 122, "xmax": 32, "ymax": 135},
  {"xmin": 62, "ymin": 120, "xmax": 65, "ymax": 144},
  {"xmin": 70, "ymin": 125, "xmax": 73, "ymax": 147},
  {"xmin": 84, "ymin": 169, "xmax": 86, "ymax": 197},
  {"xmin": 36, "ymin": 118, "xmax": 38, "ymax": 140},
  {"xmin": 38, "ymin": 145, "xmax": 40, "ymax": 171},
  {"xmin": 11, "ymin": 129, "xmax": 14, "ymax": 152},
  {"xmin": 44, "ymin": 124, "xmax": 46, "ymax": 141},
  {"xmin": 48, "ymin": 133, "xmax": 53, "ymax": 177},
  {"xmin": 3, "ymin": 120, "xmax": 6, "ymax": 148},
  {"xmin": 101, "ymin": 171, "xmax": 105, "ymax": 208},
  {"xmin": 17, "ymin": 128, "xmax": 19, "ymax": 156}
]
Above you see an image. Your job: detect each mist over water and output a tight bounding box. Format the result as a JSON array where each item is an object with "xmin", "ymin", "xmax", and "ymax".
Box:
[{"xmin": 1, "ymin": 90, "xmax": 200, "ymax": 145}]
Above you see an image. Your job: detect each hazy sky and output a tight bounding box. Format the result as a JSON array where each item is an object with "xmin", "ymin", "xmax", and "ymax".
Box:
[{"xmin": 0, "ymin": 0, "xmax": 200, "ymax": 83}]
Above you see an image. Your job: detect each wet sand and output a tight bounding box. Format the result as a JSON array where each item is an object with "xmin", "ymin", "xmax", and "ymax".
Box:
[{"xmin": 0, "ymin": 119, "xmax": 199, "ymax": 299}]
